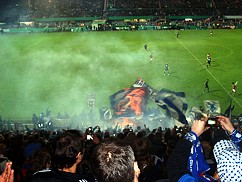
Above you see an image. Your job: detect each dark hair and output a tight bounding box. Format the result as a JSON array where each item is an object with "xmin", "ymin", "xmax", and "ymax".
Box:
[
  {"xmin": 54, "ymin": 131, "xmax": 85, "ymax": 170},
  {"xmin": 132, "ymin": 138, "xmax": 152, "ymax": 170},
  {"xmin": 29, "ymin": 149, "xmax": 51, "ymax": 174},
  {"xmin": 92, "ymin": 138, "xmax": 135, "ymax": 182}
]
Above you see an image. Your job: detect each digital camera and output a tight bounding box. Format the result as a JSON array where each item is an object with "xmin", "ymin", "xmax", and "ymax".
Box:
[
  {"xmin": 206, "ymin": 117, "xmax": 220, "ymax": 127},
  {"xmin": 86, "ymin": 127, "xmax": 94, "ymax": 140}
]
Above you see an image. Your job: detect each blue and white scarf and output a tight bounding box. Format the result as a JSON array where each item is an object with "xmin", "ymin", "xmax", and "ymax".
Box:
[
  {"xmin": 229, "ymin": 129, "xmax": 242, "ymax": 150},
  {"xmin": 185, "ymin": 131, "xmax": 216, "ymax": 182}
]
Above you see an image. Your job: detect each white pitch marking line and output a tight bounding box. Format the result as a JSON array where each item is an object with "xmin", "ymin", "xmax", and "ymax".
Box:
[{"xmin": 176, "ymin": 37, "xmax": 242, "ymax": 109}]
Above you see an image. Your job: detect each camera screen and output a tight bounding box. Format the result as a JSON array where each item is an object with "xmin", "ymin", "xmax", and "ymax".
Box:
[
  {"xmin": 207, "ymin": 119, "xmax": 216, "ymax": 125},
  {"xmin": 87, "ymin": 135, "xmax": 93, "ymax": 140}
]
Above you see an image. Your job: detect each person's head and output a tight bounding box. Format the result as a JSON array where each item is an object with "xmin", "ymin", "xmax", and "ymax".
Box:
[
  {"xmin": 92, "ymin": 138, "xmax": 138, "ymax": 182},
  {"xmin": 201, "ymin": 141, "xmax": 212, "ymax": 159},
  {"xmin": 54, "ymin": 131, "xmax": 85, "ymax": 171},
  {"xmin": 132, "ymin": 138, "xmax": 152, "ymax": 170},
  {"xmin": 30, "ymin": 149, "xmax": 51, "ymax": 174},
  {"xmin": 213, "ymin": 140, "xmax": 242, "ymax": 182}
]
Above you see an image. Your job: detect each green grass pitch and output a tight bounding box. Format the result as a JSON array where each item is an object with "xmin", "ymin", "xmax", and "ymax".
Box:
[{"xmin": 0, "ymin": 29, "xmax": 242, "ymax": 120}]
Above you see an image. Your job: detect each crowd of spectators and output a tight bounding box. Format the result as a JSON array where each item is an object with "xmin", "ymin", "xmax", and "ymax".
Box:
[
  {"xmin": 0, "ymin": 114, "xmax": 242, "ymax": 182},
  {"xmin": 0, "ymin": 122, "xmax": 168, "ymax": 181},
  {"xmin": 213, "ymin": 0, "xmax": 242, "ymax": 16},
  {"xmin": 1, "ymin": 0, "xmax": 242, "ymax": 23},
  {"xmin": 28, "ymin": 0, "xmax": 242, "ymax": 18},
  {"xmin": 29, "ymin": 0, "xmax": 242, "ymax": 18},
  {"xmin": 0, "ymin": 114, "xmax": 242, "ymax": 181},
  {"xmin": 30, "ymin": 0, "xmax": 103, "ymax": 18},
  {"xmin": 108, "ymin": 0, "xmax": 242, "ymax": 17}
]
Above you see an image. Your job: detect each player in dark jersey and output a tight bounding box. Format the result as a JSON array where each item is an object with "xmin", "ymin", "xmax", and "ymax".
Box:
[
  {"xmin": 144, "ymin": 44, "xmax": 148, "ymax": 52},
  {"xmin": 204, "ymin": 79, "xmax": 209, "ymax": 92},
  {"xmin": 230, "ymin": 82, "xmax": 237, "ymax": 95},
  {"xmin": 207, "ymin": 53, "xmax": 211, "ymax": 68}
]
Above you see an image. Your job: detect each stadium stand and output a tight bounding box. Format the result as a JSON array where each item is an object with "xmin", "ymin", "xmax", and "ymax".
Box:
[{"xmin": 0, "ymin": 0, "xmax": 242, "ymax": 23}]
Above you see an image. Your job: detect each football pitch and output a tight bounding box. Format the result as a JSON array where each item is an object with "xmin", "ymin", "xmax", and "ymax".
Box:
[{"xmin": 0, "ymin": 29, "xmax": 242, "ymax": 120}]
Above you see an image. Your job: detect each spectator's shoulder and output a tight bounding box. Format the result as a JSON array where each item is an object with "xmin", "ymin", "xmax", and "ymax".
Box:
[{"xmin": 32, "ymin": 169, "xmax": 60, "ymax": 182}]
